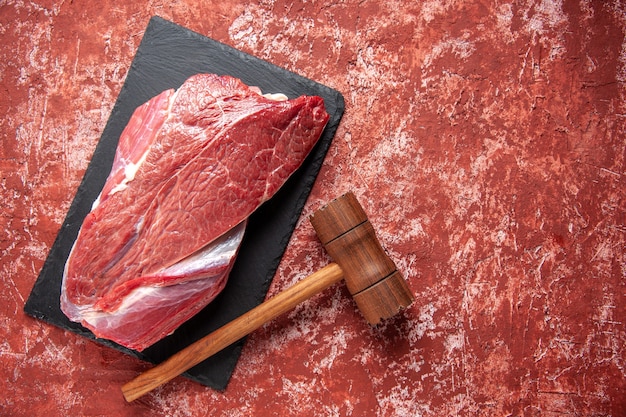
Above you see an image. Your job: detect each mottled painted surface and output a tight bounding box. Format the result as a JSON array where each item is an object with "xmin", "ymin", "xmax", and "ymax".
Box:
[{"xmin": 1, "ymin": 1, "xmax": 625, "ymax": 416}]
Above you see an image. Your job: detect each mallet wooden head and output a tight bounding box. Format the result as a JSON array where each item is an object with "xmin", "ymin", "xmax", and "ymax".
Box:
[{"xmin": 310, "ymin": 192, "xmax": 414, "ymax": 325}]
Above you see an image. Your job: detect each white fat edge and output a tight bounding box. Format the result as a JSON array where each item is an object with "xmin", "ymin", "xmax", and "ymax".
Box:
[
  {"xmin": 91, "ymin": 194, "xmax": 101, "ymax": 210},
  {"xmin": 263, "ymin": 92, "xmax": 289, "ymax": 101},
  {"xmin": 248, "ymin": 84, "xmax": 288, "ymax": 101},
  {"xmin": 80, "ymin": 286, "xmax": 162, "ymax": 323},
  {"xmin": 80, "ymin": 278, "xmax": 214, "ymax": 325},
  {"xmin": 159, "ymin": 221, "xmax": 246, "ymax": 276},
  {"xmin": 80, "ymin": 278, "xmax": 194, "ymax": 322},
  {"xmin": 78, "ymin": 221, "xmax": 246, "ymax": 323}
]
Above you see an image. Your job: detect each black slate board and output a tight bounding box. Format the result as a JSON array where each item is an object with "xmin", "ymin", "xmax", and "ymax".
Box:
[{"xmin": 24, "ymin": 16, "xmax": 344, "ymax": 391}]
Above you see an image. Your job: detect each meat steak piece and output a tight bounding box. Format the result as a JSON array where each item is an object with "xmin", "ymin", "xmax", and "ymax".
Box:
[{"xmin": 60, "ymin": 74, "xmax": 329, "ymax": 351}]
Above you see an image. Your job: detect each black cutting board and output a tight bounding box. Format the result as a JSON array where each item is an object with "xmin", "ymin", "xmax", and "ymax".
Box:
[{"xmin": 24, "ymin": 16, "xmax": 344, "ymax": 391}]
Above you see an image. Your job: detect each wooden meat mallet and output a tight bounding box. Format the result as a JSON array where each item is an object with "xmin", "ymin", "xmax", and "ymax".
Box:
[{"xmin": 122, "ymin": 191, "xmax": 414, "ymax": 402}]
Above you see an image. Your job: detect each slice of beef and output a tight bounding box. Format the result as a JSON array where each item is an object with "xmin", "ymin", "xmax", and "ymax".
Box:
[{"xmin": 60, "ymin": 74, "xmax": 329, "ymax": 351}]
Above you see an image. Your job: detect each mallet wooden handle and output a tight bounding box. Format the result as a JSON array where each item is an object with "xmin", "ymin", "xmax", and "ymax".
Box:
[{"xmin": 122, "ymin": 262, "xmax": 344, "ymax": 402}]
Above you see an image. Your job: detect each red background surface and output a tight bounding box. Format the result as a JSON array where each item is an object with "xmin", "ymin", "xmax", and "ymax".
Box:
[{"xmin": 2, "ymin": 1, "xmax": 625, "ymax": 416}]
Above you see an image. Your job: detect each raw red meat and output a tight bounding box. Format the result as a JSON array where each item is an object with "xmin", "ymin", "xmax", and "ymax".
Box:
[{"xmin": 60, "ymin": 74, "xmax": 329, "ymax": 351}]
